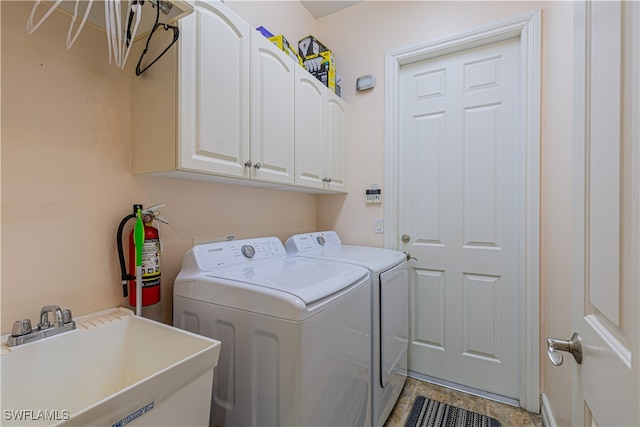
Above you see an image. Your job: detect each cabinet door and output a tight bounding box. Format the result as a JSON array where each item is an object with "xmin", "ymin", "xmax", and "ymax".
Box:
[
  {"xmin": 179, "ymin": 1, "xmax": 251, "ymax": 178},
  {"xmin": 251, "ymin": 32, "xmax": 295, "ymax": 184},
  {"xmin": 326, "ymin": 92, "xmax": 348, "ymax": 192},
  {"xmin": 294, "ymin": 67, "xmax": 326, "ymax": 190}
]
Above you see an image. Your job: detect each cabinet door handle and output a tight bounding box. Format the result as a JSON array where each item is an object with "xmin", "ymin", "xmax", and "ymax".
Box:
[
  {"xmin": 253, "ymin": 162, "xmax": 261, "ymax": 170},
  {"xmin": 244, "ymin": 160, "xmax": 252, "ymax": 167}
]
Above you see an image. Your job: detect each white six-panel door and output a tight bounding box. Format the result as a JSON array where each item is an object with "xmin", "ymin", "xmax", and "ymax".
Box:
[
  {"xmin": 570, "ymin": 1, "xmax": 640, "ymax": 425},
  {"xmin": 398, "ymin": 37, "xmax": 522, "ymax": 399}
]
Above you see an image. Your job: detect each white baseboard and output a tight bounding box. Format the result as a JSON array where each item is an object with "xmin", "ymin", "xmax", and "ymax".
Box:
[{"xmin": 540, "ymin": 393, "xmax": 557, "ymax": 427}]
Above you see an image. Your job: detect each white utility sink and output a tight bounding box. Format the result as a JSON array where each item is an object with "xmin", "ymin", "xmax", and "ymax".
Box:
[{"xmin": 1, "ymin": 307, "xmax": 220, "ymax": 426}]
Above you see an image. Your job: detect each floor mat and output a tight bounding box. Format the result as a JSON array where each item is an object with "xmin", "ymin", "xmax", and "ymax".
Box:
[{"xmin": 404, "ymin": 396, "xmax": 501, "ymax": 427}]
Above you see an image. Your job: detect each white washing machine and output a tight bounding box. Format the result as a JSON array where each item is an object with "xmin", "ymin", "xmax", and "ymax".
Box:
[
  {"xmin": 285, "ymin": 231, "xmax": 409, "ymax": 427},
  {"xmin": 173, "ymin": 237, "xmax": 372, "ymax": 427}
]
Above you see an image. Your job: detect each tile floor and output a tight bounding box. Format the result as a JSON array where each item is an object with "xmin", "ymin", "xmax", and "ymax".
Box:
[{"xmin": 384, "ymin": 377, "xmax": 543, "ymax": 427}]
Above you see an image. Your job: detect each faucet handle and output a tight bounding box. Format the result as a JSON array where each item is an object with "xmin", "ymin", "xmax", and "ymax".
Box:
[
  {"xmin": 62, "ymin": 309, "xmax": 73, "ymax": 324},
  {"xmin": 11, "ymin": 319, "xmax": 32, "ymax": 337}
]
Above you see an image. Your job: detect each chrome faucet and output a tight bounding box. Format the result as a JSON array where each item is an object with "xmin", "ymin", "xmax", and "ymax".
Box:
[
  {"xmin": 6, "ymin": 305, "xmax": 76, "ymax": 347},
  {"xmin": 39, "ymin": 305, "xmax": 64, "ymax": 329}
]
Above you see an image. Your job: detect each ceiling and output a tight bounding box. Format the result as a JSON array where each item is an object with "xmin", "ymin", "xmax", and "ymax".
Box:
[{"xmin": 300, "ymin": 1, "xmax": 362, "ymax": 19}]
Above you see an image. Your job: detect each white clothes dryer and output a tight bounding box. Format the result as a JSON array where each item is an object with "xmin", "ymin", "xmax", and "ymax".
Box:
[
  {"xmin": 285, "ymin": 231, "xmax": 409, "ymax": 427},
  {"xmin": 173, "ymin": 237, "xmax": 372, "ymax": 427}
]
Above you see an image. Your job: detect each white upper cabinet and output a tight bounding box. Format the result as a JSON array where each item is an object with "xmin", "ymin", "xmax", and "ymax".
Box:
[
  {"xmin": 295, "ymin": 66, "xmax": 326, "ymax": 189},
  {"xmin": 131, "ymin": 0, "xmax": 346, "ymax": 193},
  {"xmin": 326, "ymin": 91, "xmax": 348, "ymax": 192},
  {"xmin": 250, "ymin": 31, "xmax": 295, "ymax": 185},
  {"xmin": 295, "ymin": 67, "xmax": 348, "ymax": 192},
  {"xmin": 179, "ymin": 1, "xmax": 251, "ymax": 179}
]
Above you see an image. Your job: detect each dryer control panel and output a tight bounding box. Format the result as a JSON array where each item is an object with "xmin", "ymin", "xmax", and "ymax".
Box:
[
  {"xmin": 285, "ymin": 231, "xmax": 342, "ymax": 254},
  {"xmin": 191, "ymin": 237, "xmax": 286, "ymax": 270}
]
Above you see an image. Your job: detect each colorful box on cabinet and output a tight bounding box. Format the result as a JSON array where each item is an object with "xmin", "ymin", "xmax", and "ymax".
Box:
[
  {"xmin": 303, "ymin": 51, "xmax": 336, "ymax": 92},
  {"xmin": 298, "ymin": 35, "xmax": 329, "ymax": 58},
  {"xmin": 255, "ymin": 26, "xmax": 274, "ymax": 38},
  {"xmin": 268, "ymin": 35, "xmax": 303, "ymax": 66},
  {"xmin": 298, "ymin": 35, "xmax": 337, "ymax": 92}
]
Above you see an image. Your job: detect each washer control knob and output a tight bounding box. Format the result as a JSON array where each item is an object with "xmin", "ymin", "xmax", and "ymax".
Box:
[
  {"xmin": 316, "ymin": 236, "xmax": 326, "ymax": 246},
  {"xmin": 241, "ymin": 245, "xmax": 256, "ymax": 259}
]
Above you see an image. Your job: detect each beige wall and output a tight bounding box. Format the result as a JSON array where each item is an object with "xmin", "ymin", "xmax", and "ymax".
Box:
[
  {"xmin": 1, "ymin": 1, "xmax": 316, "ymax": 330},
  {"xmin": 1, "ymin": 0, "xmax": 575, "ymax": 423},
  {"xmin": 225, "ymin": 0, "xmax": 316, "ymax": 47}
]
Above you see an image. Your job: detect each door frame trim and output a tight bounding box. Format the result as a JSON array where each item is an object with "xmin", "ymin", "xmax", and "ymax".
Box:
[{"xmin": 383, "ymin": 9, "xmax": 542, "ymax": 412}]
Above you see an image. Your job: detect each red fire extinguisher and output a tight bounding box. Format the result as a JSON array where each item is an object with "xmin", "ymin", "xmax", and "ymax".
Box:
[
  {"xmin": 117, "ymin": 204, "xmax": 169, "ymax": 309},
  {"xmin": 128, "ymin": 213, "xmax": 161, "ymax": 307}
]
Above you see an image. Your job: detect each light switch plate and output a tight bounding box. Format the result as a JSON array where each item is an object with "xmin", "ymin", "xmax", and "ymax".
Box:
[{"xmin": 374, "ymin": 218, "xmax": 384, "ymax": 234}]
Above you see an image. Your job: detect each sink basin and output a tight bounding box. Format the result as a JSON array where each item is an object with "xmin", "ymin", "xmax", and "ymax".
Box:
[{"xmin": 1, "ymin": 307, "xmax": 220, "ymax": 426}]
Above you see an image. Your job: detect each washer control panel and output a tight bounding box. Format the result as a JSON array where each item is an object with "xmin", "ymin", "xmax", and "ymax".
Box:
[
  {"xmin": 285, "ymin": 231, "xmax": 342, "ymax": 254},
  {"xmin": 193, "ymin": 237, "xmax": 285, "ymax": 270}
]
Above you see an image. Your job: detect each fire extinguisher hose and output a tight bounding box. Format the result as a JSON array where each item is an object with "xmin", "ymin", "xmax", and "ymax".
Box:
[
  {"xmin": 116, "ymin": 205, "xmax": 142, "ymax": 298},
  {"xmin": 116, "ymin": 214, "xmax": 136, "ymax": 297}
]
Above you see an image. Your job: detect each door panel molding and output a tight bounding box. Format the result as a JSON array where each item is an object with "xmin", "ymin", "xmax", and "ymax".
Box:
[{"xmin": 384, "ymin": 10, "xmax": 541, "ymax": 412}]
